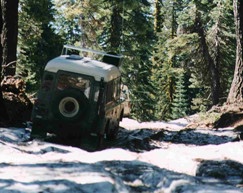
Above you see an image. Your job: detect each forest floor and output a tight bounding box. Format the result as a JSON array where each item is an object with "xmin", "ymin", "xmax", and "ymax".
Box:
[{"xmin": 0, "ymin": 116, "xmax": 243, "ymax": 193}]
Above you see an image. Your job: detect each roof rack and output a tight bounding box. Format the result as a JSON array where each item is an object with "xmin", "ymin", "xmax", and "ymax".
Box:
[
  {"xmin": 62, "ymin": 45, "xmax": 123, "ymax": 67},
  {"xmin": 62, "ymin": 45, "xmax": 123, "ymax": 59}
]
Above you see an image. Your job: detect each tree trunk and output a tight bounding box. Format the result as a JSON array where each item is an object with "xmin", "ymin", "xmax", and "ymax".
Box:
[
  {"xmin": 227, "ymin": 0, "xmax": 243, "ymax": 104},
  {"xmin": 0, "ymin": 1, "xmax": 9, "ymax": 122},
  {"xmin": 154, "ymin": 0, "xmax": 163, "ymax": 33},
  {"xmin": 1, "ymin": 0, "xmax": 18, "ymax": 76},
  {"xmin": 110, "ymin": 5, "xmax": 122, "ymax": 50},
  {"xmin": 194, "ymin": 9, "xmax": 221, "ymax": 105}
]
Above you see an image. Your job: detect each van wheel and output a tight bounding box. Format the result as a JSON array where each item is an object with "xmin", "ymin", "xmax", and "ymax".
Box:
[{"xmin": 52, "ymin": 89, "xmax": 88, "ymax": 121}]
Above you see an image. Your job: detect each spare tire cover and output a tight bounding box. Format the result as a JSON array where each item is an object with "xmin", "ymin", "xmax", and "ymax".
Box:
[{"xmin": 52, "ymin": 89, "xmax": 88, "ymax": 121}]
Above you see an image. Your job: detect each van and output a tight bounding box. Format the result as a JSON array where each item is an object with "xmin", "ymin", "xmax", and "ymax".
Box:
[{"xmin": 31, "ymin": 45, "xmax": 126, "ymax": 148}]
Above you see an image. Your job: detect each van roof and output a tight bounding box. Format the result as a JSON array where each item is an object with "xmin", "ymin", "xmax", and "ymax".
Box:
[{"xmin": 44, "ymin": 55, "xmax": 121, "ymax": 82}]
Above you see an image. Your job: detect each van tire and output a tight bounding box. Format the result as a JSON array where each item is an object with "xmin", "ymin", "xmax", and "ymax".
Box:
[{"xmin": 52, "ymin": 89, "xmax": 88, "ymax": 122}]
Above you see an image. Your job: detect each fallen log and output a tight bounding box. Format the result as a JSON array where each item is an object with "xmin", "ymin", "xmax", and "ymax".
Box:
[{"xmin": 1, "ymin": 76, "xmax": 33, "ymax": 126}]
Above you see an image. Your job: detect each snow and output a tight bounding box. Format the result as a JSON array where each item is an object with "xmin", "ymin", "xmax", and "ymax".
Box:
[
  {"xmin": 0, "ymin": 118, "xmax": 243, "ymax": 192},
  {"xmin": 140, "ymin": 141, "xmax": 243, "ymax": 175},
  {"xmin": 120, "ymin": 117, "xmax": 188, "ymax": 130}
]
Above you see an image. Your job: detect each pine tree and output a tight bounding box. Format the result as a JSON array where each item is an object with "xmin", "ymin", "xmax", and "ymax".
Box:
[
  {"xmin": 227, "ymin": 0, "xmax": 243, "ymax": 103},
  {"xmin": 152, "ymin": 0, "xmax": 182, "ymax": 120},
  {"xmin": 18, "ymin": 0, "xmax": 63, "ymax": 92},
  {"xmin": 171, "ymin": 70, "xmax": 189, "ymax": 120},
  {"xmin": 119, "ymin": 0, "xmax": 156, "ymax": 121},
  {"xmin": 152, "ymin": 0, "xmax": 235, "ymax": 119},
  {"xmin": 207, "ymin": 0, "xmax": 235, "ymax": 99},
  {"xmin": 54, "ymin": 0, "xmax": 91, "ymax": 46}
]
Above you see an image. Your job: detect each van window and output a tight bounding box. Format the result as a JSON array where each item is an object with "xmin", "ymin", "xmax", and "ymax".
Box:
[
  {"xmin": 106, "ymin": 81, "xmax": 113, "ymax": 103},
  {"xmin": 94, "ymin": 86, "xmax": 100, "ymax": 102},
  {"xmin": 57, "ymin": 73, "xmax": 91, "ymax": 98},
  {"xmin": 113, "ymin": 78, "xmax": 121, "ymax": 100},
  {"xmin": 105, "ymin": 77, "xmax": 121, "ymax": 103}
]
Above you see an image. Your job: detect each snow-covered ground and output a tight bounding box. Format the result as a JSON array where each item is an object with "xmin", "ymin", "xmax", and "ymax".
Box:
[{"xmin": 0, "ymin": 118, "xmax": 243, "ymax": 192}]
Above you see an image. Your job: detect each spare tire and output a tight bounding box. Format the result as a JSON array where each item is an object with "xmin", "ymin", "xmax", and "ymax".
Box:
[{"xmin": 52, "ymin": 89, "xmax": 88, "ymax": 122}]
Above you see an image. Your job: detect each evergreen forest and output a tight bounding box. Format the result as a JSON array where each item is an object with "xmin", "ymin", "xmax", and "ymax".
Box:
[{"xmin": 1, "ymin": 0, "xmax": 243, "ymax": 122}]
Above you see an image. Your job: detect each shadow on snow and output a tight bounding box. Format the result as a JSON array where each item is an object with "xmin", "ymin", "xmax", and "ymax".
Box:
[{"xmin": 0, "ymin": 160, "xmax": 242, "ymax": 193}]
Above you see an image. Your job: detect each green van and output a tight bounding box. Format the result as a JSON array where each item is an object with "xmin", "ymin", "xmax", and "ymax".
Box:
[{"xmin": 31, "ymin": 45, "xmax": 125, "ymax": 148}]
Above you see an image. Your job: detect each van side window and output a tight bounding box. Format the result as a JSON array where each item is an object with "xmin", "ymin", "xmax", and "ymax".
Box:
[
  {"xmin": 113, "ymin": 78, "xmax": 121, "ymax": 100},
  {"xmin": 105, "ymin": 77, "xmax": 121, "ymax": 103},
  {"xmin": 94, "ymin": 86, "xmax": 100, "ymax": 102},
  {"xmin": 106, "ymin": 81, "xmax": 113, "ymax": 103}
]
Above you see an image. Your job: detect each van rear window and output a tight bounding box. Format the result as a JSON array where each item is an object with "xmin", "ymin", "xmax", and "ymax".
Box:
[{"xmin": 57, "ymin": 73, "xmax": 91, "ymax": 98}]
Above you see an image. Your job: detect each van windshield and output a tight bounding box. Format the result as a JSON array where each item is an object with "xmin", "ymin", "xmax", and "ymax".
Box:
[{"xmin": 56, "ymin": 73, "xmax": 91, "ymax": 98}]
